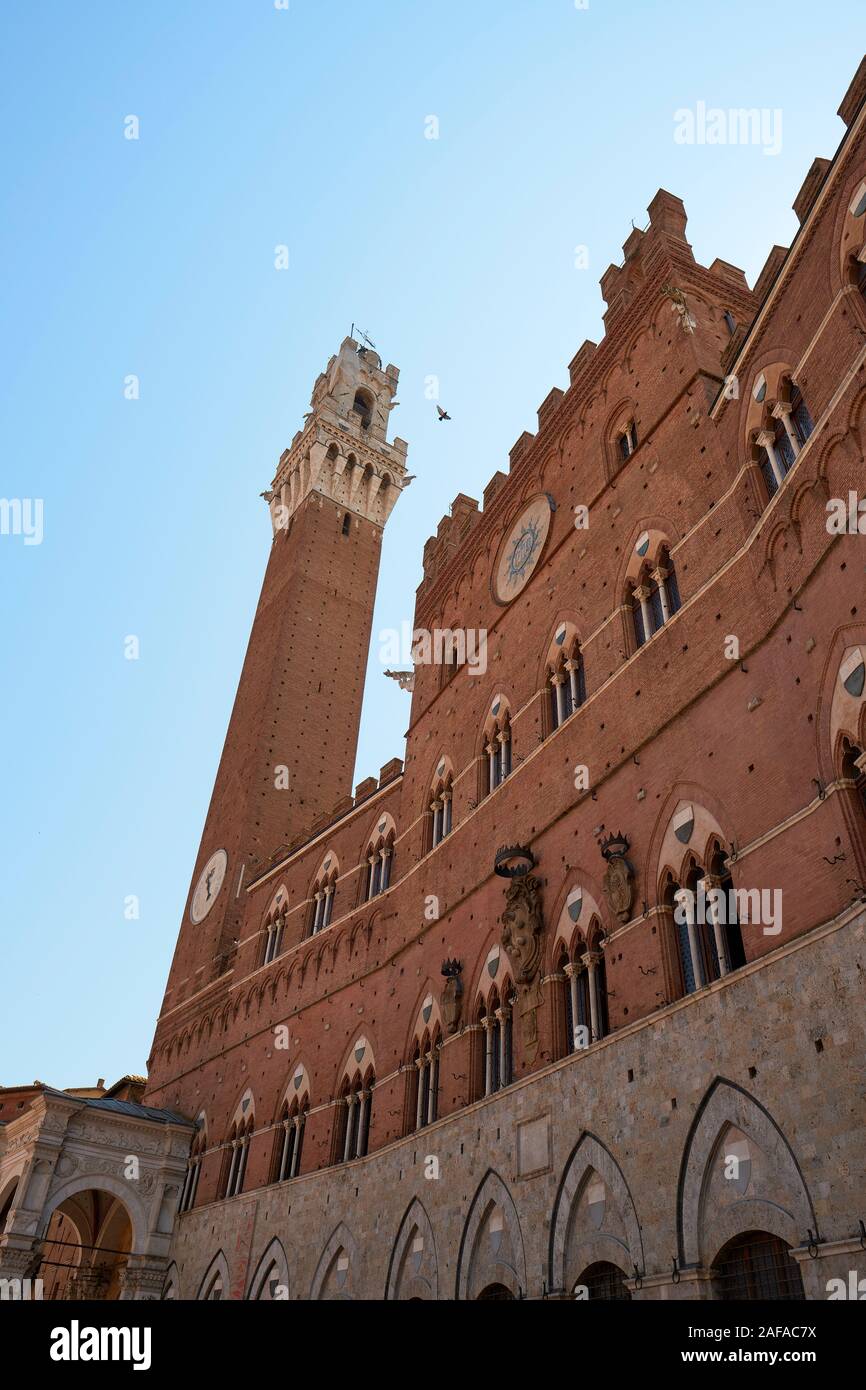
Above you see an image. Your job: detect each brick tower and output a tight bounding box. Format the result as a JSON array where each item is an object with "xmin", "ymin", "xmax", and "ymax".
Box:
[{"xmin": 158, "ymin": 338, "xmax": 409, "ymax": 1010}]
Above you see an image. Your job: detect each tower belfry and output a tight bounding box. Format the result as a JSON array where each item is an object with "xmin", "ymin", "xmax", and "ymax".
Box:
[
  {"xmin": 265, "ymin": 338, "xmax": 408, "ymax": 530},
  {"xmin": 159, "ymin": 339, "xmax": 409, "ymax": 1009}
]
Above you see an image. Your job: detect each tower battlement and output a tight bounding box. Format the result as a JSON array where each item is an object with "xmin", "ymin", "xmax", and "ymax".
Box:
[{"xmin": 265, "ymin": 338, "xmax": 410, "ymax": 532}]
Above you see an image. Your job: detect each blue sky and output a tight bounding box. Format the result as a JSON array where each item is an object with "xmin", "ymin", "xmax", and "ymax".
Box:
[{"xmin": 1, "ymin": 1, "xmax": 861, "ymax": 1089}]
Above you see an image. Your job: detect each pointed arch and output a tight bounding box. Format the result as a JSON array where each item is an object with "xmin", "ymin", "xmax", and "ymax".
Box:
[
  {"xmin": 310, "ymin": 1221, "xmax": 360, "ymax": 1300},
  {"xmin": 384, "ymin": 1197, "xmax": 440, "ymax": 1300},
  {"xmin": 456, "ymin": 1169, "xmax": 527, "ymax": 1301},
  {"xmin": 549, "ymin": 1132, "xmax": 644, "ymax": 1294},
  {"xmin": 247, "ymin": 1236, "xmax": 290, "ymax": 1300},
  {"xmin": 197, "ymin": 1249, "xmax": 230, "ymax": 1301},
  {"xmin": 677, "ymin": 1078, "xmax": 816, "ymax": 1268}
]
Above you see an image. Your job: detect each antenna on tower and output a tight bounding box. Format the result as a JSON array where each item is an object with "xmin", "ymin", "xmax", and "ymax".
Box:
[{"xmin": 351, "ymin": 323, "xmax": 378, "ymax": 352}]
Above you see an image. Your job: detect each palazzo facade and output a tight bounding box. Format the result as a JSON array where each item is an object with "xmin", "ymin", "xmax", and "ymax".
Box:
[{"xmin": 3, "ymin": 57, "xmax": 866, "ymax": 1302}]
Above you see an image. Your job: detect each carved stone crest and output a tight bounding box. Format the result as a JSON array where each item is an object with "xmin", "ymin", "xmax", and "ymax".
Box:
[
  {"xmin": 440, "ymin": 959, "xmax": 464, "ymax": 1035},
  {"xmin": 500, "ymin": 873, "xmax": 545, "ymax": 1062},
  {"xmin": 600, "ymin": 832, "xmax": 635, "ymax": 924}
]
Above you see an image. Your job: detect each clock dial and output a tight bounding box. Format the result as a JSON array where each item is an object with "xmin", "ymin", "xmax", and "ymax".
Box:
[
  {"xmin": 493, "ymin": 495, "xmax": 553, "ymax": 603},
  {"xmin": 190, "ymin": 849, "xmax": 228, "ymax": 924}
]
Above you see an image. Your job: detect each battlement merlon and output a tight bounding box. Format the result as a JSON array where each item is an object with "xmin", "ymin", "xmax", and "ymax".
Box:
[{"xmin": 264, "ymin": 337, "xmax": 410, "ymax": 530}]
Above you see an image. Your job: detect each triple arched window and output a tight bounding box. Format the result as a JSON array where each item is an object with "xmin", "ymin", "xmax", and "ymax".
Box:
[
  {"xmin": 364, "ymin": 834, "xmax": 394, "ymax": 900},
  {"xmin": 262, "ymin": 908, "xmax": 286, "ymax": 966},
  {"xmin": 337, "ymin": 1072, "xmax": 375, "ymax": 1162},
  {"xmin": 410, "ymin": 1032, "xmax": 441, "ymax": 1131},
  {"xmin": 667, "ymin": 844, "xmax": 747, "ymax": 998},
  {"xmin": 629, "ymin": 549, "xmax": 681, "ymax": 649},
  {"xmin": 558, "ymin": 924, "xmax": 608, "ymax": 1055},
  {"xmin": 179, "ymin": 1126, "xmax": 206, "ymax": 1214},
  {"xmin": 548, "ymin": 642, "xmax": 586, "ymax": 733},
  {"xmin": 475, "ymin": 987, "xmax": 514, "ymax": 1098},
  {"xmin": 272, "ymin": 1096, "xmax": 308, "ymax": 1183},
  {"xmin": 221, "ymin": 1116, "xmax": 254, "ymax": 1199},
  {"xmin": 483, "ymin": 713, "xmax": 512, "ymax": 795},
  {"xmin": 429, "ymin": 775, "xmax": 453, "ymax": 850},
  {"xmin": 309, "ymin": 868, "xmax": 337, "ymax": 936},
  {"xmin": 753, "ymin": 378, "xmax": 815, "ymax": 499}
]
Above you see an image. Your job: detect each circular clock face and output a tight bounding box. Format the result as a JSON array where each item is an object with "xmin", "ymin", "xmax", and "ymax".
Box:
[
  {"xmin": 190, "ymin": 849, "xmax": 228, "ymax": 924},
  {"xmin": 493, "ymin": 495, "xmax": 552, "ymax": 603}
]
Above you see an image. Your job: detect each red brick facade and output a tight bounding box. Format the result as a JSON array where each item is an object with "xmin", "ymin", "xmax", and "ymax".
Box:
[{"xmin": 145, "ymin": 59, "xmax": 866, "ymax": 1255}]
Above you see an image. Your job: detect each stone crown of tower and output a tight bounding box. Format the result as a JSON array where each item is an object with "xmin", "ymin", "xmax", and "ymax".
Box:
[{"xmin": 265, "ymin": 337, "xmax": 410, "ymax": 530}]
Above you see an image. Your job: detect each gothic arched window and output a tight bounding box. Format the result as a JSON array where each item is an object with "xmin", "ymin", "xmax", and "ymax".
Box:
[
  {"xmin": 222, "ymin": 1117, "xmax": 253, "ymax": 1199},
  {"xmin": 754, "ymin": 378, "xmax": 815, "ymax": 500},
  {"xmin": 548, "ymin": 642, "xmax": 586, "ymax": 733},
  {"xmin": 478, "ymin": 987, "xmax": 514, "ymax": 1096},
  {"xmin": 410, "ymin": 1031, "xmax": 441, "ymax": 1132},
  {"xmin": 482, "ymin": 709, "xmax": 512, "ymax": 795},
  {"xmin": 337, "ymin": 1072, "xmax": 375, "ymax": 1162},
  {"xmin": 310, "ymin": 868, "xmax": 338, "ymax": 936},
  {"xmin": 364, "ymin": 834, "xmax": 395, "ymax": 899},
  {"xmin": 180, "ymin": 1126, "xmax": 206, "ymax": 1213},
  {"xmin": 262, "ymin": 909, "xmax": 285, "ymax": 966},
  {"xmin": 272, "ymin": 1096, "xmax": 308, "ymax": 1183},
  {"xmin": 428, "ymin": 776, "xmax": 453, "ymax": 850},
  {"xmin": 352, "ymin": 389, "xmax": 374, "ymax": 429},
  {"xmin": 630, "ymin": 549, "xmax": 681, "ymax": 650}
]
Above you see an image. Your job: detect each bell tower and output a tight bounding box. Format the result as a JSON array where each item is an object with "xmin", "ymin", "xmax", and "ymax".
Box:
[{"xmin": 157, "ymin": 339, "xmax": 409, "ymax": 1010}]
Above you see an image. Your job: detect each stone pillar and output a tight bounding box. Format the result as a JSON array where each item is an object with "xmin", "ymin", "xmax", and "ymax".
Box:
[
  {"xmin": 564, "ymin": 962, "xmax": 579, "ymax": 1052},
  {"xmin": 650, "ymin": 567, "xmax": 671, "ymax": 623},
  {"xmin": 278, "ymin": 1120, "xmax": 291, "ymax": 1181},
  {"xmin": 634, "ymin": 585, "xmax": 653, "ymax": 641},
  {"xmin": 757, "ymin": 428, "xmax": 785, "ymax": 486},
  {"xmin": 581, "ymin": 952, "xmax": 601, "ymax": 1041},
  {"xmin": 356, "ymin": 1091, "xmax": 370, "ymax": 1158},
  {"xmin": 486, "ymin": 743, "xmax": 497, "ymax": 794},
  {"xmin": 342, "ymin": 1096, "xmax": 357, "ymax": 1163},
  {"xmin": 289, "ymin": 1116, "xmax": 303, "ymax": 1178},
  {"xmin": 772, "ymin": 400, "xmax": 801, "ymax": 459},
  {"xmin": 428, "ymin": 1051, "xmax": 439, "ymax": 1125},
  {"xmin": 674, "ymin": 888, "xmax": 704, "ymax": 991},
  {"xmin": 415, "ymin": 1058, "xmax": 426, "ymax": 1130},
  {"xmin": 482, "ymin": 1017, "xmax": 493, "ymax": 1096},
  {"xmin": 700, "ymin": 875, "xmax": 729, "ymax": 978},
  {"xmin": 496, "ymin": 1008, "xmax": 508, "ymax": 1087}
]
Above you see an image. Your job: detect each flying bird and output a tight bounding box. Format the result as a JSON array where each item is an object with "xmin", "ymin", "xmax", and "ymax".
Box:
[{"xmin": 437, "ymin": 406, "xmax": 451, "ymax": 422}]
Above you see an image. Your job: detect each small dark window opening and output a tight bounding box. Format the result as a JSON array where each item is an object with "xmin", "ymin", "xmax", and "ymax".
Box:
[
  {"xmin": 723, "ymin": 310, "xmax": 737, "ymax": 335},
  {"xmin": 341, "ymin": 514, "xmax": 351, "ymax": 537},
  {"xmin": 352, "ymin": 390, "xmax": 373, "ymax": 429}
]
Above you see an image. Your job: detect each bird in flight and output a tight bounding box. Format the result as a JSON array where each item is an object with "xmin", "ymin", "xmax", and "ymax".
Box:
[{"xmin": 437, "ymin": 405, "xmax": 451, "ymax": 421}]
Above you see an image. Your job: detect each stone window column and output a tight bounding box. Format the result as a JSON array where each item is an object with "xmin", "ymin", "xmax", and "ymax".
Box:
[
  {"xmin": 498, "ymin": 730, "xmax": 511, "ymax": 779},
  {"xmin": 651, "ymin": 567, "xmax": 671, "ymax": 624},
  {"xmin": 486, "ymin": 742, "xmax": 498, "ymax": 794},
  {"xmin": 430, "ymin": 799, "xmax": 443, "ymax": 847},
  {"xmin": 226, "ymin": 1139, "xmax": 240, "ymax": 1197},
  {"xmin": 356, "ymin": 1091, "xmax": 370, "ymax": 1158},
  {"xmin": 323, "ymin": 884, "xmax": 335, "ymax": 927},
  {"xmin": 379, "ymin": 846, "xmax": 391, "ymax": 890},
  {"xmin": 566, "ymin": 659, "xmax": 580, "ymax": 713},
  {"xmin": 414, "ymin": 1057, "xmax": 426, "ymax": 1130},
  {"xmin": 189, "ymin": 1158, "xmax": 201, "ymax": 1209},
  {"xmin": 427, "ymin": 1050, "xmax": 439, "ymax": 1125},
  {"xmin": 564, "ymin": 962, "xmax": 579, "ymax": 1050},
  {"xmin": 180, "ymin": 1161, "xmax": 195, "ymax": 1212},
  {"xmin": 772, "ymin": 400, "xmax": 801, "ymax": 459},
  {"xmin": 700, "ymin": 875, "xmax": 729, "ymax": 978},
  {"xmin": 496, "ymin": 1007, "xmax": 509, "ymax": 1087},
  {"xmin": 482, "ymin": 1017, "xmax": 494, "ymax": 1096},
  {"xmin": 278, "ymin": 1119, "xmax": 292, "ymax": 1182},
  {"xmin": 581, "ymin": 952, "xmax": 602, "ymax": 1042},
  {"xmin": 442, "ymin": 790, "xmax": 453, "ymax": 837},
  {"xmin": 290, "ymin": 1115, "xmax": 303, "ymax": 1178},
  {"xmin": 313, "ymin": 892, "xmax": 325, "ymax": 934},
  {"xmin": 553, "ymin": 672, "xmax": 569, "ymax": 725},
  {"xmin": 674, "ymin": 887, "xmax": 704, "ymax": 992},
  {"xmin": 634, "ymin": 585, "xmax": 653, "ymax": 640},
  {"xmin": 367, "ymin": 854, "xmax": 379, "ymax": 900},
  {"xmin": 342, "ymin": 1095, "xmax": 358, "ymax": 1163},
  {"xmin": 757, "ymin": 429, "xmax": 785, "ymax": 487},
  {"xmin": 236, "ymin": 1133, "xmax": 250, "ymax": 1194}
]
